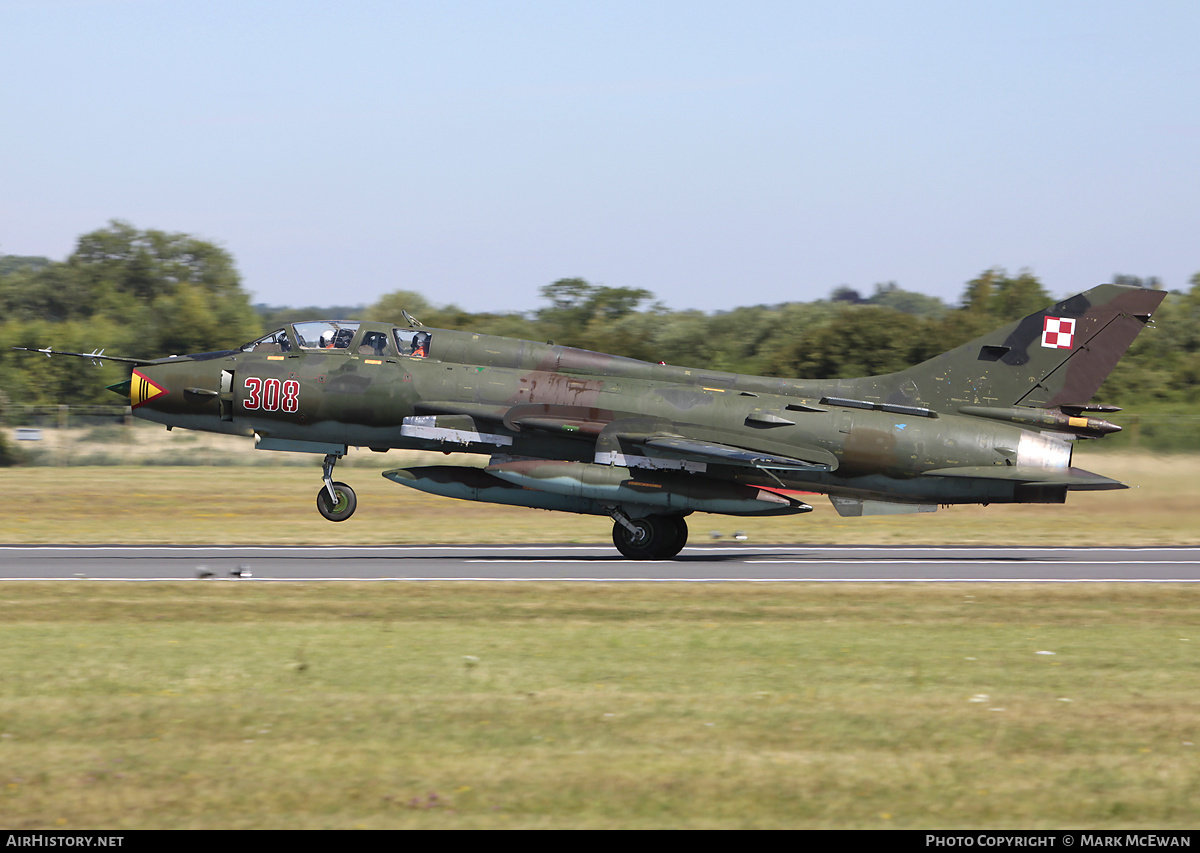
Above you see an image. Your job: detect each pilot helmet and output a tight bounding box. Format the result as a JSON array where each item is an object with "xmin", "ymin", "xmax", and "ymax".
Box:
[{"xmin": 320, "ymin": 330, "xmax": 334, "ymax": 347}]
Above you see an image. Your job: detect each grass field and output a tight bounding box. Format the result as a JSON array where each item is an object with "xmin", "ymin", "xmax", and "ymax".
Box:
[
  {"xmin": 0, "ymin": 582, "xmax": 1197, "ymax": 829},
  {"xmin": 1, "ymin": 449, "xmax": 1197, "ymax": 828},
  {"xmin": 2, "ymin": 448, "xmax": 1199, "ymax": 545}
]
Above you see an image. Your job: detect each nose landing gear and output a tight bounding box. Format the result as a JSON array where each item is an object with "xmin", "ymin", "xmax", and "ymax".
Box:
[{"xmin": 316, "ymin": 453, "xmax": 357, "ymax": 522}]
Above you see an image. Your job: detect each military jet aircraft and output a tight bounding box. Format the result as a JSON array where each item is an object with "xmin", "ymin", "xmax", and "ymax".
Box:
[{"xmin": 16, "ymin": 284, "xmax": 1165, "ymax": 559}]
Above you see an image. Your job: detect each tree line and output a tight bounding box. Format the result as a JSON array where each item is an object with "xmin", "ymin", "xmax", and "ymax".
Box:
[{"xmin": 3, "ymin": 221, "xmax": 1198, "ymax": 416}]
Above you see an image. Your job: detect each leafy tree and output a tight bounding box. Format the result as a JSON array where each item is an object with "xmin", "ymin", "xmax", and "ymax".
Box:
[
  {"xmin": 536, "ymin": 278, "xmax": 654, "ymax": 343},
  {"xmin": 364, "ymin": 290, "xmax": 435, "ymax": 327},
  {"xmin": 68, "ymin": 220, "xmax": 242, "ymax": 302},
  {"xmin": 960, "ymin": 267, "xmax": 1051, "ymax": 323},
  {"xmin": 0, "ymin": 428, "xmax": 14, "ymax": 467},
  {"xmin": 68, "ymin": 221, "xmax": 259, "ymax": 358},
  {"xmin": 829, "ymin": 285, "xmax": 865, "ymax": 304},
  {"xmin": 460, "ymin": 312, "xmax": 542, "ymax": 341},
  {"xmin": 1, "ymin": 317, "xmax": 129, "ymax": 404},
  {"xmin": 257, "ymin": 304, "xmax": 368, "ymax": 328},
  {"xmin": 723, "ymin": 301, "xmax": 838, "ymax": 377},
  {"xmin": 0, "ymin": 262, "xmax": 100, "ymax": 322},
  {"xmin": 584, "ymin": 308, "xmax": 668, "ymax": 363},
  {"xmin": 1138, "ymin": 272, "xmax": 1200, "ymax": 400},
  {"xmin": 0, "ymin": 255, "xmax": 52, "ymax": 275},
  {"xmin": 365, "ymin": 290, "xmax": 536, "ymax": 339},
  {"xmin": 647, "ymin": 310, "xmax": 712, "ymax": 367},
  {"xmin": 867, "ymin": 282, "xmax": 949, "ymax": 318},
  {"xmin": 0, "ymin": 222, "xmax": 262, "ymax": 404},
  {"xmin": 767, "ymin": 305, "xmax": 942, "ymax": 379}
]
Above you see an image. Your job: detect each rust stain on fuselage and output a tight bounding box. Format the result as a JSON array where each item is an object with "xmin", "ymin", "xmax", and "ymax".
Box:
[{"xmin": 840, "ymin": 428, "xmax": 899, "ymax": 474}]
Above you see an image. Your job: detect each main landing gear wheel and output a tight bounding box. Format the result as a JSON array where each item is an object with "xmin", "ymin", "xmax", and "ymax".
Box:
[
  {"xmin": 612, "ymin": 514, "xmax": 688, "ymax": 560},
  {"xmin": 317, "ymin": 481, "xmax": 357, "ymax": 522}
]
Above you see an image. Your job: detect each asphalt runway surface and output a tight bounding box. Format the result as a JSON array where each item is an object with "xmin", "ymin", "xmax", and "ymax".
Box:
[{"xmin": 2, "ymin": 545, "xmax": 1199, "ymax": 582}]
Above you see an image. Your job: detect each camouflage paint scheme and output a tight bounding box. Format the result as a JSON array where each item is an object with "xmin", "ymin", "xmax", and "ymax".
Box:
[{"xmin": 17, "ymin": 284, "xmax": 1167, "ymax": 558}]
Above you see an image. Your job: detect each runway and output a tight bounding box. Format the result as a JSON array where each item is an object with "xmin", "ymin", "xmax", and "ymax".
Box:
[{"xmin": 2, "ymin": 545, "xmax": 1199, "ymax": 581}]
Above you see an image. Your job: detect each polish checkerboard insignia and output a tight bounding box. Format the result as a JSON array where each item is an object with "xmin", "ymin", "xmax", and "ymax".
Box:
[{"xmin": 1041, "ymin": 316, "xmax": 1076, "ymax": 349}]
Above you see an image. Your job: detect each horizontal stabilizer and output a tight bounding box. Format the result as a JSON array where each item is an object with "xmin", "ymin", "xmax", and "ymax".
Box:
[{"xmin": 921, "ymin": 465, "xmax": 1127, "ymax": 490}]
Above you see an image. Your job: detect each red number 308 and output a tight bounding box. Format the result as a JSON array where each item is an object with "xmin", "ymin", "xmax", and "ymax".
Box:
[{"xmin": 243, "ymin": 377, "xmax": 300, "ymax": 413}]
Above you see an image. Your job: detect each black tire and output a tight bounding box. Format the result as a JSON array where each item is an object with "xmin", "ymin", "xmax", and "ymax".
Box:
[
  {"xmin": 316, "ymin": 481, "xmax": 357, "ymax": 522},
  {"xmin": 612, "ymin": 517, "xmax": 653, "ymax": 560},
  {"xmin": 662, "ymin": 514, "xmax": 689, "ymax": 557},
  {"xmin": 612, "ymin": 514, "xmax": 688, "ymax": 560}
]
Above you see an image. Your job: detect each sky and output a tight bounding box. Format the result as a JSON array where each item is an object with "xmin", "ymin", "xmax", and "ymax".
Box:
[{"xmin": 2, "ymin": 0, "xmax": 1198, "ymax": 314}]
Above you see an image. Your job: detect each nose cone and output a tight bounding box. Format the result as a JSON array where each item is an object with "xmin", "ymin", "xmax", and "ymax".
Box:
[{"xmin": 130, "ymin": 369, "xmax": 169, "ymax": 409}]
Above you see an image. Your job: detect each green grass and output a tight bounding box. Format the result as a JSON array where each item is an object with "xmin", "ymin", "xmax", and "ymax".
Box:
[
  {"xmin": 0, "ymin": 582, "xmax": 1197, "ymax": 828},
  {"xmin": 2, "ymin": 449, "xmax": 1199, "ymax": 545},
  {"xmin": 2, "ymin": 450, "xmax": 1197, "ymax": 827}
]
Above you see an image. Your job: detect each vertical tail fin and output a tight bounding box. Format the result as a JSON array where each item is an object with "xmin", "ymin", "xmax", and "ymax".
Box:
[{"xmin": 865, "ymin": 284, "xmax": 1167, "ymax": 412}]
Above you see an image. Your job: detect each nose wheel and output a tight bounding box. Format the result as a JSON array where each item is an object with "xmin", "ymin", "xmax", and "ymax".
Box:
[
  {"xmin": 316, "ymin": 481, "xmax": 357, "ymax": 522},
  {"xmin": 317, "ymin": 453, "xmax": 357, "ymax": 522}
]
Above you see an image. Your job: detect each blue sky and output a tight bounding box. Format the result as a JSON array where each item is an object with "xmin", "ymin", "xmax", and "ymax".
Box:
[{"xmin": 2, "ymin": 0, "xmax": 1197, "ymax": 313}]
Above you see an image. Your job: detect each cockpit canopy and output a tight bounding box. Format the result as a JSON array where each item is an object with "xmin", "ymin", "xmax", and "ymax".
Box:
[
  {"xmin": 240, "ymin": 328, "xmax": 294, "ymax": 353},
  {"xmin": 293, "ymin": 321, "xmax": 360, "ymax": 350},
  {"xmin": 241, "ymin": 322, "xmax": 432, "ymax": 358}
]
